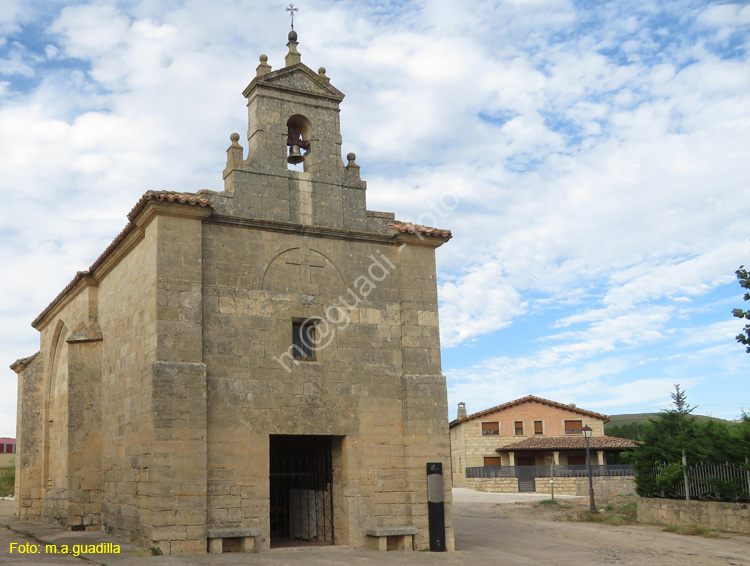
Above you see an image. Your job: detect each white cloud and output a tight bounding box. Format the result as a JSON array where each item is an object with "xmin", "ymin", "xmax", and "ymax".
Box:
[
  {"xmin": 0, "ymin": 0, "xmax": 24, "ymax": 35},
  {"xmin": 48, "ymin": 4, "xmax": 131, "ymax": 59},
  {"xmin": 697, "ymin": 3, "xmax": 750, "ymax": 28},
  {"xmin": 439, "ymin": 261, "xmax": 527, "ymax": 346}
]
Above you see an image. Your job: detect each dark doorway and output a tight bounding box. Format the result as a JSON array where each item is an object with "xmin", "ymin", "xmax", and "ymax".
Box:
[{"xmin": 269, "ymin": 435, "xmax": 334, "ymax": 547}]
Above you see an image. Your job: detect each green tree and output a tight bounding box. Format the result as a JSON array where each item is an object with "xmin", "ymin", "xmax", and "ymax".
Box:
[
  {"xmin": 633, "ymin": 386, "xmax": 748, "ymax": 498},
  {"xmin": 733, "ymin": 265, "xmax": 750, "ymax": 353},
  {"xmin": 669, "ymin": 384, "xmax": 695, "ymax": 414}
]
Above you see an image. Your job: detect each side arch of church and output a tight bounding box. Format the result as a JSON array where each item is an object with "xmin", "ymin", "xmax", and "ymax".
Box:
[{"xmin": 42, "ymin": 319, "xmax": 69, "ymax": 524}]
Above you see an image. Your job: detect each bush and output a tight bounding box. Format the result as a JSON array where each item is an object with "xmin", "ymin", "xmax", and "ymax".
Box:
[
  {"xmin": 0, "ymin": 465, "xmax": 15, "ymax": 497},
  {"xmin": 664, "ymin": 523, "xmax": 719, "ymax": 538}
]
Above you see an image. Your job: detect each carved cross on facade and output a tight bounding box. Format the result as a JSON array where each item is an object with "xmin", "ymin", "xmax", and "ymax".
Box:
[
  {"xmin": 286, "ymin": 3, "xmax": 299, "ymax": 31},
  {"xmin": 285, "ymin": 248, "xmax": 324, "ymax": 284}
]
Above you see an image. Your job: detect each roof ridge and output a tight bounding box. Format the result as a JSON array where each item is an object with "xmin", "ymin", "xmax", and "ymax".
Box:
[
  {"xmin": 495, "ymin": 435, "xmax": 638, "ymax": 452},
  {"xmin": 449, "ymin": 395, "xmax": 610, "ymax": 427}
]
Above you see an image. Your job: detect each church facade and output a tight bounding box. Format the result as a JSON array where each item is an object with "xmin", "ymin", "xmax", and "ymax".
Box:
[{"xmin": 11, "ymin": 33, "xmax": 454, "ymax": 553}]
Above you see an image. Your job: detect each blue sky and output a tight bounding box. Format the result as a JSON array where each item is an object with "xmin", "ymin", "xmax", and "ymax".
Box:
[{"xmin": 1, "ymin": 0, "xmax": 749, "ymax": 436}]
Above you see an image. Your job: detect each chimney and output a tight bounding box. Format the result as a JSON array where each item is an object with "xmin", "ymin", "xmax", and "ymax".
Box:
[{"xmin": 457, "ymin": 402, "xmax": 467, "ymax": 419}]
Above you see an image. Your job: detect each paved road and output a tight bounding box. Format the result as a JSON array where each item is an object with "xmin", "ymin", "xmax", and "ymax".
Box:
[
  {"xmin": 1, "ymin": 495, "xmax": 748, "ymax": 565},
  {"xmin": 451, "ymin": 486, "xmax": 582, "ymax": 504}
]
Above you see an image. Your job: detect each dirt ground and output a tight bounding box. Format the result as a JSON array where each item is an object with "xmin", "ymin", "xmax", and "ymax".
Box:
[
  {"xmin": 1, "ymin": 493, "xmax": 749, "ymax": 565},
  {"xmin": 455, "ymin": 492, "xmax": 750, "ymax": 566}
]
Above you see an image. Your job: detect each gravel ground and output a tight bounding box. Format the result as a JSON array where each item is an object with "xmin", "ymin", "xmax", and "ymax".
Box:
[{"xmin": 1, "ymin": 493, "xmax": 748, "ymax": 565}]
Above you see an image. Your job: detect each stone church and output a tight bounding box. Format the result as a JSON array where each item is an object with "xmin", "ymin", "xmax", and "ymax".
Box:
[{"xmin": 10, "ymin": 32, "xmax": 454, "ymax": 553}]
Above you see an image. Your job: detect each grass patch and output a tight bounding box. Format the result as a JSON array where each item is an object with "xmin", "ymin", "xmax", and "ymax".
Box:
[
  {"xmin": 0, "ymin": 465, "xmax": 14, "ymax": 497},
  {"xmin": 569, "ymin": 511, "xmax": 635, "ymax": 526},
  {"xmin": 664, "ymin": 523, "xmax": 719, "ymax": 538},
  {"xmin": 566, "ymin": 500, "xmax": 638, "ymax": 526},
  {"xmin": 538, "ymin": 499, "xmax": 560, "ymax": 506}
]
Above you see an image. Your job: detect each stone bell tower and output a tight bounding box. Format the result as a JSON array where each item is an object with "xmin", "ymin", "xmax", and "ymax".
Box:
[{"xmin": 219, "ymin": 31, "xmax": 372, "ymax": 232}]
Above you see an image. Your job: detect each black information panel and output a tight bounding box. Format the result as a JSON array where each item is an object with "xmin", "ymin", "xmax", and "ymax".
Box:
[{"xmin": 426, "ymin": 462, "xmax": 446, "ymax": 552}]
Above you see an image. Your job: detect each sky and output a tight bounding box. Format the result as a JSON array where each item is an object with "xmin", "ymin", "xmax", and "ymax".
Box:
[{"xmin": 1, "ymin": 0, "xmax": 749, "ymax": 437}]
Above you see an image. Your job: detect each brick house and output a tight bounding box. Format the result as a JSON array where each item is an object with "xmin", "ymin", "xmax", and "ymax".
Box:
[
  {"xmin": 449, "ymin": 395, "xmax": 636, "ymax": 487},
  {"xmin": 0, "ymin": 437, "xmax": 16, "ymax": 468}
]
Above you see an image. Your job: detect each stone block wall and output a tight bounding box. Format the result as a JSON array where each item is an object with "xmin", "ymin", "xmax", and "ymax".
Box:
[
  {"xmin": 14, "ymin": 353, "xmax": 44, "ymax": 519},
  {"xmin": 66, "ymin": 339, "xmax": 102, "ymax": 528},
  {"xmin": 637, "ymin": 498, "xmax": 750, "ymax": 534},
  {"xmin": 200, "ymin": 218, "xmax": 453, "ymax": 551},
  {"xmin": 464, "ymin": 476, "xmax": 635, "ymax": 498},
  {"xmin": 536, "ymin": 476, "xmax": 635, "ymax": 497},
  {"xmin": 464, "ymin": 478, "xmax": 519, "ymax": 493},
  {"xmin": 97, "ymin": 217, "xmax": 159, "ymax": 544},
  {"xmin": 145, "ymin": 212, "xmax": 209, "ymax": 554}
]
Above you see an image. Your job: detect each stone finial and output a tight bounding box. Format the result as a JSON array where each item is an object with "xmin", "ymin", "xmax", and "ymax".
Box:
[
  {"xmin": 318, "ymin": 66, "xmax": 330, "ymax": 84},
  {"xmin": 226, "ymin": 133, "xmax": 244, "ymax": 168},
  {"xmin": 285, "ymin": 31, "xmax": 301, "ymax": 67},
  {"xmin": 345, "ymin": 152, "xmax": 360, "ymax": 177},
  {"xmin": 256, "ymin": 54, "xmax": 271, "ymax": 77}
]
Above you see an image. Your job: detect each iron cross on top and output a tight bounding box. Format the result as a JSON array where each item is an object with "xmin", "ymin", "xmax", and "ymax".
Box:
[{"xmin": 286, "ymin": 3, "xmax": 299, "ymax": 30}]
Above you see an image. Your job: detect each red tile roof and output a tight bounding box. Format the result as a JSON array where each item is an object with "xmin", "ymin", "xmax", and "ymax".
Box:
[
  {"xmin": 450, "ymin": 395, "xmax": 610, "ymax": 427},
  {"xmin": 32, "ymin": 191, "xmax": 214, "ymax": 328},
  {"xmin": 495, "ymin": 435, "xmax": 638, "ymax": 452},
  {"xmin": 389, "ymin": 222, "xmax": 452, "ymax": 240},
  {"xmin": 126, "ymin": 191, "xmax": 213, "ymax": 222}
]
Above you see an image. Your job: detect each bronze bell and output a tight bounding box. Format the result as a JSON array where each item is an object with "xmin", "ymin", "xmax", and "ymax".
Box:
[{"xmin": 287, "ymin": 144, "xmax": 304, "ymax": 164}]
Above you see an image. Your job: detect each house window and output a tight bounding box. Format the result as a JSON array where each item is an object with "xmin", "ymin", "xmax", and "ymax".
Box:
[
  {"xmin": 565, "ymin": 420, "xmax": 583, "ymax": 434},
  {"xmin": 484, "ymin": 457, "xmax": 503, "ymax": 466},
  {"xmin": 292, "ymin": 319, "xmax": 317, "ymax": 360},
  {"xmin": 481, "ymin": 422, "xmax": 499, "ymax": 435},
  {"xmin": 514, "ymin": 421, "xmax": 524, "ymax": 435},
  {"xmin": 534, "ymin": 420, "xmax": 544, "ymax": 435}
]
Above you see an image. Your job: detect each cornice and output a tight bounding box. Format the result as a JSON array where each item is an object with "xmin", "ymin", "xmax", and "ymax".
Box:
[{"xmin": 208, "ymin": 214, "xmax": 396, "ymax": 245}]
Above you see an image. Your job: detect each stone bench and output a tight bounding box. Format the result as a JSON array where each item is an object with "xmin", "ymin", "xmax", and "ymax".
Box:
[
  {"xmin": 207, "ymin": 527, "xmax": 261, "ymax": 553},
  {"xmin": 365, "ymin": 526, "xmax": 418, "ymax": 551}
]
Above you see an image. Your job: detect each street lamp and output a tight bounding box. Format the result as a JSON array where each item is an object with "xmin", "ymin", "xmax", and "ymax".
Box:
[{"xmin": 582, "ymin": 425, "xmax": 596, "ymax": 512}]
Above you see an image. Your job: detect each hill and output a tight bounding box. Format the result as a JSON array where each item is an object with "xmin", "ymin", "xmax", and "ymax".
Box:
[{"xmin": 606, "ymin": 413, "xmax": 733, "ymax": 428}]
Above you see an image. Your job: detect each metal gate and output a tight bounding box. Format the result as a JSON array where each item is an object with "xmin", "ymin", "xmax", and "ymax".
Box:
[
  {"xmin": 517, "ymin": 462, "xmax": 536, "ymax": 492},
  {"xmin": 269, "ymin": 439, "xmax": 334, "ymax": 545}
]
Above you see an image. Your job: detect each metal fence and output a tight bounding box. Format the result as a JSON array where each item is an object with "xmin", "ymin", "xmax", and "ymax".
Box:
[
  {"xmin": 466, "ymin": 464, "xmax": 635, "ymax": 479},
  {"xmin": 645, "ymin": 462, "xmax": 750, "ymax": 502}
]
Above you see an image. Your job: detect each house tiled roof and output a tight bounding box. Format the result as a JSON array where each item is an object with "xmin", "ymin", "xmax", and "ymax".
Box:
[
  {"xmin": 450, "ymin": 395, "xmax": 610, "ymax": 427},
  {"xmin": 389, "ymin": 222, "xmax": 452, "ymax": 240},
  {"xmin": 32, "ymin": 191, "xmax": 214, "ymax": 328},
  {"xmin": 495, "ymin": 435, "xmax": 638, "ymax": 452}
]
